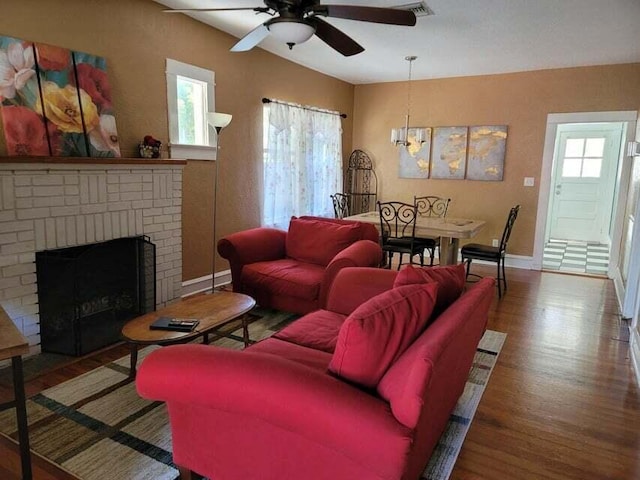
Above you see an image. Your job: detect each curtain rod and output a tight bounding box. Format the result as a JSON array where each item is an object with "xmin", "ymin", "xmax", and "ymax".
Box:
[{"xmin": 262, "ymin": 98, "xmax": 347, "ymax": 119}]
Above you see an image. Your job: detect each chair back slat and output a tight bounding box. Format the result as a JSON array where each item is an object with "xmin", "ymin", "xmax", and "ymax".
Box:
[
  {"xmin": 499, "ymin": 205, "xmax": 520, "ymax": 252},
  {"xmin": 377, "ymin": 201, "xmax": 418, "ymax": 243},
  {"xmin": 414, "ymin": 196, "xmax": 451, "ymax": 218},
  {"xmin": 330, "ymin": 193, "xmax": 350, "ymax": 219}
]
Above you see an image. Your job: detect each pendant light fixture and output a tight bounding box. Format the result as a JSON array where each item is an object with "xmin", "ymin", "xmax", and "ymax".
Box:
[{"xmin": 391, "ymin": 55, "xmax": 427, "ymax": 147}]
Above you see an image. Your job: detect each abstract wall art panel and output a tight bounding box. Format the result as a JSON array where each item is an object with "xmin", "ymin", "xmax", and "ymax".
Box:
[
  {"xmin": 398, "ymin": 127, "xmax": 431, "ymax": 179},
  {"xmin": 467, "ymin": 125, "xmax": 507, "ymax": 181},
  {"xmin": 0, "ymin": 35, "xmax": 120, "ymax": 157},
  {"xmin": 430, "ymin": 126, "xmax": 468, "ymax": 180}
]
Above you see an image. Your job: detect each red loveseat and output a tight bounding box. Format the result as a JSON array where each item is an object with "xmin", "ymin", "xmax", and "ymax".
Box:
[
  {"xmin": 137, "ymin": 265, "xmax": 495, "ymax": 480},
  {"xmin": 217, "ymin": 215, "xmax": 382, "ymax": 314}
]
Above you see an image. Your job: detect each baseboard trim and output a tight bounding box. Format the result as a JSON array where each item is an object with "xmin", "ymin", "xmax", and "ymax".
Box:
[
  {"xmin": 181, "ymin": 270, "xmax": 231, "ymax": 297},
  {"xmin": 612, "ymin": 266, "xmax": 627, "ymax": 315},
  {"xmin": 459, "ymin": 254, "xmax": 534, "ymax": 270},
  {"xmin": 630, "ymin": 327, "xmax": 640, "ymax": 388}
]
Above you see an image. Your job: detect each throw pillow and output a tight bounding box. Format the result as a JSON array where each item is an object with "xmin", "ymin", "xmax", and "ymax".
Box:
[
  {"xmin": 328, "ymin": 283, "xmax": 438, "ymax": 388},
  {"xmin": 286, "ymin": 217, "xmax": 361, "ymax": 266},
  {"xmin": 393, "ymin": 263, "xmax": 466, "ymax": 317}
]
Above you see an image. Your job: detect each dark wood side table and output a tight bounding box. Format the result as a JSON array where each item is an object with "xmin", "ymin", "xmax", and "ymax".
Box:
[{"xmin": 0, "ymin": 307, "xmax": 31, "ymax": 480}]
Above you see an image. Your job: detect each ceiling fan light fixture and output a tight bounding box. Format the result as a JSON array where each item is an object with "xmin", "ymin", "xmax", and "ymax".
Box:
[{"xmin": 266, "ymin": 18, "xmax": 316, "ymax": 48}]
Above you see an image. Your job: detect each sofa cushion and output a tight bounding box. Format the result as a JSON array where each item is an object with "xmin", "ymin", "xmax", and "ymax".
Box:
[
  {"xmin": 248, "ymin": 337, "xmax": 333, "ymax": 372},
  {"xmin": 273, "ymin": 309, "xmax": 346, "ymax": 353},
  {"xmin": 242, "ymin": 259, "xmax": 324, "ymax": 301},
  {"xmin": 393, "ymin": 264, "xmax": 466, "ymax": 316},
  {"xmin": 286, "ymin": 217, "xmax": 361, "ymax": 266},
  {"xmin": 328, "ymin": 283, "xmax": 438, "ymax": 389},
  {"xmin": 299, "ymin": 215, "xmax": 379, "ymax": 243}
]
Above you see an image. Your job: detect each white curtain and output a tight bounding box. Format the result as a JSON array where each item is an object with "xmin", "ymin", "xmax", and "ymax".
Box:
[{"xmin": 263, "ymin": 102, "xmax": 343, "ymax": 229}]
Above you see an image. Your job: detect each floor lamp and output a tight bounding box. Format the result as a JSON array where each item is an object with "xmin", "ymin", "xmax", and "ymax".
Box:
[{"xmin": 207, "ymin": 112, "xmax": 232, "ymax": 293}]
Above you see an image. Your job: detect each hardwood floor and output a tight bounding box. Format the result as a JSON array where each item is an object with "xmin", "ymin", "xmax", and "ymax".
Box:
[
  {"xmin": 0, "ymin": 266, "xmax": 638, "ymax": 479},
  {"xmin": 455, "ymin": 267, "xmax": 640, "ymax": 479}
]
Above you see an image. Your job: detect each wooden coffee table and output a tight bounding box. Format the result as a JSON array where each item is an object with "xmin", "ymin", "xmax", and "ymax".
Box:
[{"xmin": 122, "ymin": 291, "xmax": 256, "ymax": 377}]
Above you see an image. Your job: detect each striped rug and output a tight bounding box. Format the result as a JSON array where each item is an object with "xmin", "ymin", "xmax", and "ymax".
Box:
[{"xmin": 0, "ymin": 310, "xmax": 505, "ymax": 480}]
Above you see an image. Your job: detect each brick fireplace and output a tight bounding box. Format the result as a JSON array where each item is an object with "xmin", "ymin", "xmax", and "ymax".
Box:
[{"xmin": 0, "ymin": 158, "xmax": 186, "ymax": 356}]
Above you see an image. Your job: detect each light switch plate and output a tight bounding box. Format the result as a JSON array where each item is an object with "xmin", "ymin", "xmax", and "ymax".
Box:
[{"xmin": 524, "ymin": 177, "xmax": 535, "ymax": 187}]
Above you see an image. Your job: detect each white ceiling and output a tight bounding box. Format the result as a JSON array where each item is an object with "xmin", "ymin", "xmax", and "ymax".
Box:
[{"xmin": 155, "ymin": 0, "xmax": 640, "ymax": 84}]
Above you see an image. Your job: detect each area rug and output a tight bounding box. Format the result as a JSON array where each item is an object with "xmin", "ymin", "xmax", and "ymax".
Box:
[{"xmin": 0, "ymin": 311, "xmax": 505, "ymax": 480}]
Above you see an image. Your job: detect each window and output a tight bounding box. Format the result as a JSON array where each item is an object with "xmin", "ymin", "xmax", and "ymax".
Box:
[
  {"xmin": 561, "ymin": 137, "xmax": 605, "ymax": 178},
  {"xmin": 176, "ymin": 75, "xmax": 207, "ymax": 145},
  {"xmin": 166, "ymin": 59, "xmax": 217, "ymax": 160},
  {"xmin": 262, "ymin": 101, "xmax": 343, "ymax": 229}
]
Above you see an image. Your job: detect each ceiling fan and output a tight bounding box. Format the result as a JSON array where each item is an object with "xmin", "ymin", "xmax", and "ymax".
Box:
[{"xmin": 164, "ymin": 1, "xmax": 417, "ymax": 56}]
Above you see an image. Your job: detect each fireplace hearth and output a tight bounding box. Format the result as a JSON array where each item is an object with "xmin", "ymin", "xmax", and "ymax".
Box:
[{"xmin": 36, "ymin": 236, "xmax": 156, "ymax": 356}]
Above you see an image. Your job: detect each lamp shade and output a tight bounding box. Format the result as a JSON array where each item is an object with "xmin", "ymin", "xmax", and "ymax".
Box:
[
  {"xmin": 207, "ymin": 112, "xmax": 232, "ymax": 130},
  {"xmin": 267, "ymin": 18, "xmax": 315, "ymax": 45}
]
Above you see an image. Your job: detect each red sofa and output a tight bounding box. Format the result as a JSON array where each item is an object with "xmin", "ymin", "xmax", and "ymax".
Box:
[
  {"xmin": 217, "ymin": 215, "xmax": 382, "ymax": 314},
  {"xmin": 137, "ymin": 265, "xmax": 495, "ymax": 480}
]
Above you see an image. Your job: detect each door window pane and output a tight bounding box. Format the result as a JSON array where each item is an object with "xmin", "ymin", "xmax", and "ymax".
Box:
[
  {"xmin": 582, "ymin": 157, "xmax": 602, "ymax": 177},
  {"xmin": 562, "ymin": 157, "xmax": 582, "ymax": 177},
  {"xmin": 565, "ymin": 138, "xmax": 584, "ymax": 157},
  {"xmin": 585, "ymin": 138, "xmax": 605, "ymax": 157},
  {"xmin": 177, "ymin": 76, "xmax": 207, "ymax": 145}
]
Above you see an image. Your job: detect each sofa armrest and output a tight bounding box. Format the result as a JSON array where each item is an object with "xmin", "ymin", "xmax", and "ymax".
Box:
[
  {"xmin": 217, "ymin": 227, "xmax": 287, "ymax": 290},
  {"xmin": 137, "ymin": 344, "xmax": 409, "ymax": 460},
  {"xmin": 318, "ymin": 240, "xmax": 383, "ymax": 309}
]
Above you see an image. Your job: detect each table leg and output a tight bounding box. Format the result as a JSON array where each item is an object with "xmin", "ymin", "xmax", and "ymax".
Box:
[
  {"xmin": 439, "ymin": 237, "xmax": 461, "ymax": 265},
  {"xmin": 450, "ymin": 238, "xmax": 460, "ymax": 265},
  {"xmin": 241, "ymin": 314, "xmax": 251, "ymax": 347},
  {"xmin": 129, "ymin": 344, "xmax": 138, "ymax": 378},
  {"xmin": 439, "ymin": 237, "xmax": 452, "ymax": 265},
  {"xmin": 12, "ymin": 356, "xmax": 31, "ymax": 480}
]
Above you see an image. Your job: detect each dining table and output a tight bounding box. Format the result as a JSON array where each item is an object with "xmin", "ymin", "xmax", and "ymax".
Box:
[{"xmin": 345, "ymin": 211, "xmax": 486, "ymax": 265}]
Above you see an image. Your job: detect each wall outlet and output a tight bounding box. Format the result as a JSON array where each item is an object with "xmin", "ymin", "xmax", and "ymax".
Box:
[
  {"xmin": 492, "ymin": 239, "xmax": 499, "ymax": 247},
  {"xmin": 524, "ymin": 177, "xmax": 535, "ymax": 187}
]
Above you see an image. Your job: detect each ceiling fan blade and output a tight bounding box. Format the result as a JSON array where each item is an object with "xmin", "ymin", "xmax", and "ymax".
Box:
[
  {"xmin": 314, "ymin": 5, "xmax": 417, "ymax": 26},
  {"xmin": 230, "ymin": 24, "xmax": 270, "ymax": 52},
  {"xmin": 310, "ymin": 17, "xmax": 364, "ymax": 57},
  {"xmin": 163, "ymin": 7, "xmax": 262, "ymax": 13}
]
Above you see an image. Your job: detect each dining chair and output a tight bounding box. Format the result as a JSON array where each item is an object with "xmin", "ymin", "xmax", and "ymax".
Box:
[
  {"xmin": 461, "ymin": 205, "xmax": 520, "ymax": 298},
  {"xmin": 377, "ymin": 201, "xmax": 424, "ymax": 270},
  {"xmin": 330, "ymin": 193, "xmax": 350, "ymax": 219},
  {"xmin": 413, "ymin": 195, "xmax": 451, "ymax": 266}
]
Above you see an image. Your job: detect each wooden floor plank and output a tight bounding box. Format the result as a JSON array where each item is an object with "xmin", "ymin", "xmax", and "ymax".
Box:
[{"xmin": 0, "ymin": 266, "xmax": 638, "ymax": 479}]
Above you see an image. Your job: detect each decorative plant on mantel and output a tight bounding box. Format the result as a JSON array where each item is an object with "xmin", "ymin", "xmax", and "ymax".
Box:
[{"xmin": 0, "ymin": 35, "xmax": 121, "ymax": 157}]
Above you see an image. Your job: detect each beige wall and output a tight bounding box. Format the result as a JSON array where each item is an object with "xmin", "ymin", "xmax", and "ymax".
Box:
[
  {"xmin": 3, "ymin": 1, "xmax": 640, "ymax": 272},
  {"xmin": 0, "ymin": 0, "xmax": 354, "ymax": 280},
  {"xmin": 353, "ymin": 64, "xmax": 640, "ymax": 256}
]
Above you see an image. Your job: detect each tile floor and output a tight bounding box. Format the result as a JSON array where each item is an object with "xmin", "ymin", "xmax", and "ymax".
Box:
[{"xmin": 542, "ymin": 240, "xmax": 609, "ymax": 276}]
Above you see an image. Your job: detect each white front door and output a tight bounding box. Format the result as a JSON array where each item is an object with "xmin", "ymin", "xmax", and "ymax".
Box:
[{"xmin": 548, "ymin": 124, "xmax": 623, "ymax": 243}]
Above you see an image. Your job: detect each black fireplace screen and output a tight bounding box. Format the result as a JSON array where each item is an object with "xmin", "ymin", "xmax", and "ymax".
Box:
[{"xmin": 36, "ymin": 236, "xmax": 156, "ymax": 356}]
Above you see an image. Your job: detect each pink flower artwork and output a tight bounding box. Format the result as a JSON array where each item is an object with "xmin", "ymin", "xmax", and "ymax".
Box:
[{"xmin": 0, "ymin": 35, "xmax": 121, "ymax": 158}]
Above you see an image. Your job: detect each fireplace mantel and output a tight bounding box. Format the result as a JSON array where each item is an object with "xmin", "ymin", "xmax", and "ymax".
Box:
[{"xmin": 0, "ymin": 156, "xmax": 186, "ymax": 166}]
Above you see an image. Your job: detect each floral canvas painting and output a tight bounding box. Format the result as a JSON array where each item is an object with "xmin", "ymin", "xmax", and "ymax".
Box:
[
  {"xmin": 0, "ymin": 35, "xmax": 120, "ymax": 157},
  {"xmin": 466, "ymin": 125, "xmax": 507, "ymax": 181},
  {"xmin": 431, "ymin": 126, "xmax": 468, "ymax": 180},
  {"xmin": 0, "ymin": 36, "xmax": 49, "ymax": 155},
  {"xmin": 73, "ymin": 51, "xmax": 120, "ymax": 157},
  {"xmin": 398, "ymin": 127, "xmax": 432, "ymax": 179}
]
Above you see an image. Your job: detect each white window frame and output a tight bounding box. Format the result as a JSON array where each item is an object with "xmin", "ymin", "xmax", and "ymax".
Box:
[{"xmin": 166, "ymin": 58, "xmax": 218, "ymax": 160}]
